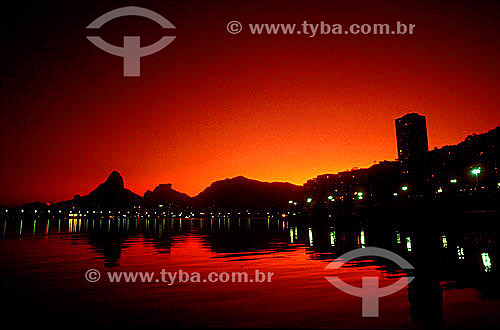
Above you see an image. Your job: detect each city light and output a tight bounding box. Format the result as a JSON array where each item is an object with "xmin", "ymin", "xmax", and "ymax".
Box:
[
  {"xmin": 450, "ymin": 178, "xmax": 457, "ymax": 183},
  {"xmin": 481, "ymin": 252, "xmax": 492, "ymax": 272},
  {"xmin": 396, "ymin": 232, "xmax": 401, "ymax": 244},
  {"xmin": 457, "ymin": 246, "xmax": 465, "ymax": 260},
  {"xmin": 327, "ymin": 195, "xmax": 334, "ymax": 201},
  {"xmin": 471, "ymin": 166, "xmax": 481, "ymax": 186},
  {"xmin": 288, "ymin": 200, "xmax": 293, "ymax": 204},
  {"xmin": 406, "ymin": 236, "xmax": 412, "ymax": 252},
  {"xmin": 356, "ymin": 192, "xmax": 364, "ymax": 200},
  {"xmin": 471, "ymin": 167, "xmax": 481, "ymax": 175},
  {"xmin": 330, "ymin": 230, "xmax": 336, "ymax": 247},
  {"xmin": 441, "ymin": 234, "xmax": 448, "ymax": 248}
]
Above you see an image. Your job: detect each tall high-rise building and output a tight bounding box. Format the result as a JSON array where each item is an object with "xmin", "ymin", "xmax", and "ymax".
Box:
[{"xmin": 395, "ymin": 113, "xmax": 429, "ymax": 193}]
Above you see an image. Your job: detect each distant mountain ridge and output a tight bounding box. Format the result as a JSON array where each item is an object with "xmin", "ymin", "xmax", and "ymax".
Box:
[
  {"xmin": 143, "ymin": 184, "xmax": 191, "ymax": 208},
  {"xmin": 12, "ymin": 124, "xmax": 500, "ymax": 210},
  {"xmin": 193, "ymin": 176, "xmax": 303, "ymax": 210},
  {"xmin": 45, "ymin": 172, "xmax": 302, "ymax": 210}
]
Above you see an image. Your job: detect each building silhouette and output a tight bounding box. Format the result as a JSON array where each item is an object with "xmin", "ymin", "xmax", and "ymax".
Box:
[{"xmin": 395, "ymin": 113, "xmax": 429, "ymax": 195}]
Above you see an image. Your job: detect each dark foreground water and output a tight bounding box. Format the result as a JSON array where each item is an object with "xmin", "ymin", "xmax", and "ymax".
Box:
[{"xmin": 0, "ymin": 214, "xmax": 499, "ymax": 328}]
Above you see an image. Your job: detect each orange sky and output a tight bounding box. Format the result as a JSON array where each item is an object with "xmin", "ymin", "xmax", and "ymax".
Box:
[{"xmin": 1, "ymin": 0, "xmax": 500, "ymax": 205}]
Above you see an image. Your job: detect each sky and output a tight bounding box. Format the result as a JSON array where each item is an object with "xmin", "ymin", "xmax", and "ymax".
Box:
[{"xmin": 1, "ymin": 0, "xmax": 500, "ymax": 205}]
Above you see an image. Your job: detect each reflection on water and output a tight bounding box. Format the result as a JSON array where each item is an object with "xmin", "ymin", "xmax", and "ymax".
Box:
[{"xmin": 0, "ymin": 213, "xmax": 499, "ymax": 328}]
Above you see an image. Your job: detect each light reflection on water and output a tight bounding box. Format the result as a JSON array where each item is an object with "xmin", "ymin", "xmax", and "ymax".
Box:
[{"xmin": 0, "ymin": 215, "xmax": 499, "ymax": 328}]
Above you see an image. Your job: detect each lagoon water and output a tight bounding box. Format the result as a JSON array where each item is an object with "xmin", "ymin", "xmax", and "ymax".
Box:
[{"xmin": 1, "ymin": 215, "xmax": 499, "ymax": 328}]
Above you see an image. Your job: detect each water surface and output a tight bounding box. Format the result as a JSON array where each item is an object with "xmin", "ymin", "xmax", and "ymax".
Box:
[{"xmin": 1, "ymin": 215, "xmax": 499, "ymax": 328}]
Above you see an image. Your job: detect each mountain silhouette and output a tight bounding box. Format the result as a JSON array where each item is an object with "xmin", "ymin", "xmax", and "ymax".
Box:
[
  {"xmin": 45, "ymin": 173, "xmax": 301, "ymax": 211},
  {"xmin": 72, "ymin": 171, "xmax": 142, "ymax": 209},
  {"xmin": 193, "ymin": 176, "xmax": 303, "ymax": 210},
  {"xmin": 143, "ymin": 184, "xmax": 191, "ymax": 208},
  {"xmin": 10, "ymin": 124, "xmax": 500, "ymax": 212}
]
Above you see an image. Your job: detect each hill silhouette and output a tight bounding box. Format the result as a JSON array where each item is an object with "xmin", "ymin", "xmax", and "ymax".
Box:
[
  {"xmin": 44, "ymin": 173, "xmax": 302, "ymax": 211},
  {"xmin": 71, "ymin": 171, "xmax": 142, "ymax": 209},
  {"xmin": 143, "ymin": 184, "xmax": 191, "ymax": 208},
  {"xmin": 14, "ymin": 125, "xmax": 499, "ymax": 212},
  {"xmin": 193, "ymin": 176, "xmax": 303, "ymax": 210}
]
